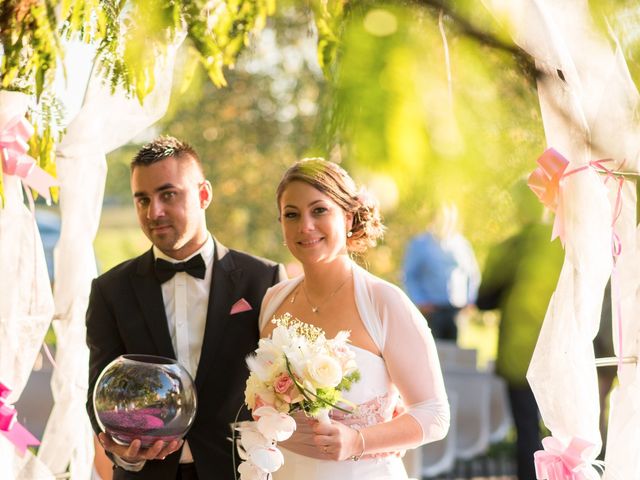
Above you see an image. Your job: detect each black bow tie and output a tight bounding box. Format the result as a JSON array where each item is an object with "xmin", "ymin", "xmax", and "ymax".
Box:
[{"xmin": 154, "ymin": 254, "xmax": 206, "ymax": 283}]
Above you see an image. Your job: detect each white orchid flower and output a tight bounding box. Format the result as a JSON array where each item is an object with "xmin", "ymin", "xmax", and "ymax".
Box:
[
  {"xmin": 283, "ymin": 340, "xmax": 315, "ymax": 379},
  {"xmin": 270, "ymin": 325, "xmax": 293, "ymax": 350},
  {"xmin": 248, "ymin": 445, "xmax": 284, "ymax": 473},
  {"xmin": 237, "ymin": 426, "xmax": 273, "ymax": 457},
  {"xmin": 237, "ymin": 459, "xmax": 269, "ymax": 480},
  {"xmin": 254, "ymin": 406, "xmax": 296, "ymax": 441}
]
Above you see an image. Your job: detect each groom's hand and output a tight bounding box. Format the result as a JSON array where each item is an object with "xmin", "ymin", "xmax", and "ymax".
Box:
[{"xmin": 98, "ymin": 433, "xmax": 183, "ymax": 463}]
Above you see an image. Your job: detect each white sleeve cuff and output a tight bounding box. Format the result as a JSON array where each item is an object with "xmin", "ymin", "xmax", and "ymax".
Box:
[
  {"xmin": 113, "ymin": 454, "xmax": 146, "ymax": 472},
  {"xmin": 406, "ymin": 397, "xmax": 450, "ymax": 445}
]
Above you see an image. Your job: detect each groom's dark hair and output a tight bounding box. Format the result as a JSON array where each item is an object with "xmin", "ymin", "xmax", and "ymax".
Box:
[{"xmin": 131, "ymin": 135, "xmax": 202, "ymax": 173}]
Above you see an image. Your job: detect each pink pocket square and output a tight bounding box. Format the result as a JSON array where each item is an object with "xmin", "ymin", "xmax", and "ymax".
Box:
[{"xmin": 230, "ymin": 298, "xmax": 252, "ymax": 315}]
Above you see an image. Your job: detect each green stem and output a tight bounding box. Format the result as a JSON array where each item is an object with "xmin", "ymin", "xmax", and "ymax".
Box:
[{"xmin": 284, "ymin": 355, "xmax": 353, "ymax": 415}]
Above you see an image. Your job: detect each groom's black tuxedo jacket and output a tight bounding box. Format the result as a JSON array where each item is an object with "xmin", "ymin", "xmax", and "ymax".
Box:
[{"xmin": 86, "ymin": 237, "xmax": 286, "ymax": 480}]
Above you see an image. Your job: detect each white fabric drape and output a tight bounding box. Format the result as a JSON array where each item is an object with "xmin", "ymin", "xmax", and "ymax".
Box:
[
  {"xmin": 483, "ymin": 1, "xmax": 640, "ymax": 478},
  {"xmin": 0, "ymin": 90, "xmax": 55, "ymax": 479},
  {"xmin": 36, "ymin": 41, "xmax": 182, "ymax": 477}
]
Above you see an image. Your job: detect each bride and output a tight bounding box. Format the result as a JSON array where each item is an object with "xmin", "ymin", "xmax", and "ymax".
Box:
[{"xmin": 259, "ymin": 158, "xmax": 450, "ymax": 479}]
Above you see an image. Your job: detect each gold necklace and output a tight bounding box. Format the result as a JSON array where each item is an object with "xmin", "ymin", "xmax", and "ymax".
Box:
[
  {"xmin": 290, "ymin": 286, "xmax": 299, "ymax": 304},
  {"xmin": 301, "ymin": 272, "xmax": 352, "ymax": 314}
]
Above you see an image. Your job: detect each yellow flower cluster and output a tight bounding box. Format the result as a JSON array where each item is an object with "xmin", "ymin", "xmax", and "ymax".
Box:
[{"xmin": 271, "ymin": 313, "xmax": 325, "ymax": 342}]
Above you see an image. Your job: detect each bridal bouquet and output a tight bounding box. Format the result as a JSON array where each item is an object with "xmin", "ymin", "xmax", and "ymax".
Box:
[{"xmin": 236, "ymin": 313, "xmax": 360, "ymax": 480}]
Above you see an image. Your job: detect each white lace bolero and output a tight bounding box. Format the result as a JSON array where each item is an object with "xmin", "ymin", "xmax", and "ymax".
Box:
[{"xmin": 259, "ymin": 262, "xmax": 450, "ymax": 446}]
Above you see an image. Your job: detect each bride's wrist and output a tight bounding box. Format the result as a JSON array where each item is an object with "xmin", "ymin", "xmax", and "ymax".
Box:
[{"xmin": 350, "ymin": 428, "xmax": 365, "ymax": 461}]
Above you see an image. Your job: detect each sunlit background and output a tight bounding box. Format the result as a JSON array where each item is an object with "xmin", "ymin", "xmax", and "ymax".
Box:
[
  {"xmin": 31, "ymin": 0, "xmax": 639, "ymax": 364},
  {"xmin": 6, "ymin": 0, "xmax": 640, "ymax": 477}
]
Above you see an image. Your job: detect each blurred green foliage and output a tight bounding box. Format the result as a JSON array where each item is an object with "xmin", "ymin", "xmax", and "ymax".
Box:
[
  {"xmin": 101, "ymin": 7, "xmax": 324, "ymax": 270},
  {"xmin": 0, "ymin": 0, "xmax": 277, "ymax": 204},
  {"xmin": 321, "ymin": 2, "xmax": 547, "ymax": 281},
  {"xmin": 98, "ymin": 1, "xmax": 640, "ymax": 284}
]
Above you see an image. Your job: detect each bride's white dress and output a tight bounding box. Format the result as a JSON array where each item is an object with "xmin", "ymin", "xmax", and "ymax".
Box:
[
  {"xmin": 275, "ymin": 346, "xmax": 407, "ymax": 479},
  {"xmin": 258, "ymin": 262, "xmax": 450, "ymax": 480}
]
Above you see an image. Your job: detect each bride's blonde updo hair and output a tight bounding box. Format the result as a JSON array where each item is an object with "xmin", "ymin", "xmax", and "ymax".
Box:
[{"xmin": 276, "ymin": 158, "xmax": 385, "ymax": 253}]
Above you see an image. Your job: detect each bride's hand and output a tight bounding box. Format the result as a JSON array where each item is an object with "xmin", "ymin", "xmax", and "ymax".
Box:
[
  {"xmin": 279, "ymin": 413, "xmax": 361, "ymax": 461},
  {"xmin": 278, "ymin": 412, "xmax": 326, "ymax": 459},
  {"xmin": 312, "ymin": 420, "xmax": 362, "ymax": 461}
]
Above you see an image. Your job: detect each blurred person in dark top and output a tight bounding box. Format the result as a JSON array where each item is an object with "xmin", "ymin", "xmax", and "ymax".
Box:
[{"xmin": 476, "ymin": 180, "xmax": 564, "ymax": 480}]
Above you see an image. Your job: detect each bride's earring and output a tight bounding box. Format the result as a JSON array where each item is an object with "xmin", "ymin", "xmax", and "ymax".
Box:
[{"xmin": 346, "ymin": 231, "xmax": 353, "ymax": 238}]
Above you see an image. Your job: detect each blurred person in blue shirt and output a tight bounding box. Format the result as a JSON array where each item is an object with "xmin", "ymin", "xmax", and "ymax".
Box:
[{"xmin": 403, "ymin": 203, "xmax": 480, "ymax": 340}]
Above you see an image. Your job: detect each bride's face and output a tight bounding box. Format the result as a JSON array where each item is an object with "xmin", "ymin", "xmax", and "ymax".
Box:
[{"xmin": 279, "ymin": 180, "xmax": 353, "ymax": 266}]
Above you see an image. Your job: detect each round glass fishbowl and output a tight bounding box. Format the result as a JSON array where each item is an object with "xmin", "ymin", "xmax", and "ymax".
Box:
[{"xmin": 93, "ymin": 354, "xmax": 197, "ymax": 447}]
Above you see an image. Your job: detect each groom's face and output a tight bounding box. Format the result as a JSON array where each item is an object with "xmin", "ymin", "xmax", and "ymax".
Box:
[{"xmin": 131, "ymin": 155, "xmax": 212, "ymax": 260}]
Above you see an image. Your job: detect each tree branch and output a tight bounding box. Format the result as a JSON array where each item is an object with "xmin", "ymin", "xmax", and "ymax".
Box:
[{"xmin": 411, "ymin": 0, "xmax": 541, "ymax": 82}]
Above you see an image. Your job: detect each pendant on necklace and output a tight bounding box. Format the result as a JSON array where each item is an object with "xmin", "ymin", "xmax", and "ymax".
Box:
[{"xmin": 302, "ymin": 271, "xmax": 352, "ymax": 315}]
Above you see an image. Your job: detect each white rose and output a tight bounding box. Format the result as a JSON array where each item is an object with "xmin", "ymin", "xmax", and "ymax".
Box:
[{"xmin": 306, "ymin": 354, "xmax": 343, "ymax": 388}]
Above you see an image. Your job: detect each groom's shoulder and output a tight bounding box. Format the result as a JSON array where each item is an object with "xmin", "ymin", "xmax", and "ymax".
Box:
[
  {"xmin": 226, "ymin": 247, "xmax": 280, "ymax": 270},
  {"xmin": 95, "ymin": 251, "xmax": 149, "ymax": 284}
]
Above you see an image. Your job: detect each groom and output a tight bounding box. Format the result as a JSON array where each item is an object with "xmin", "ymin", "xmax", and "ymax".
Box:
[{"xmin": 86, "ymin": 136, "xmax": 286, "ymax": 480}]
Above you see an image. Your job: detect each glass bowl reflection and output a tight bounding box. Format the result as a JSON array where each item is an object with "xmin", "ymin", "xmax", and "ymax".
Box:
[{"xmin": 93, "ymin": 354, "xmax": 197, "ymax": 447}]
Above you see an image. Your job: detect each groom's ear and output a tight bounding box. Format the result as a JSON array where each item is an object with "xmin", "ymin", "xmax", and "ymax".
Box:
[{"xmin": 199, "ymin": 180, "xmax": 213, "ymax": 208}]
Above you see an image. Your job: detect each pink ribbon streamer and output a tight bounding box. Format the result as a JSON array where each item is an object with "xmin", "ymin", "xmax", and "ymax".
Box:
[
  {"xmin": 534, "ymin": 436, "xmax": 601, "ymax": 480},
  {"xmin": 0, "ymin": 381, "xmax": 41, "ymax": 455},
  {"xmin": 530, "ymin": 148, "xmax": 627, "ymax": 372},
  {"xmin": 0, "ymin": 115, "xmax": 58, "ymax": 204}
]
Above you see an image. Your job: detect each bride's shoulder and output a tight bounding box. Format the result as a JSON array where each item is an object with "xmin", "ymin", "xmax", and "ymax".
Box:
[
  {"xmin": 355, "ymin": 265, "xmax": 408, "ymax": 303},
  {"xmin": 263, "ymin": 275, "xmax": 302, "ymax": 303}
]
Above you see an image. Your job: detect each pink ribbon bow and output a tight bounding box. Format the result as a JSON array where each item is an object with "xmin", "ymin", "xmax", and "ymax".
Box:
[
  {"xmin": 534, "ymin": 436, "xmax": 599, "ymax": 480},
  {"xmin": 528, "ymin": 148, "xmax": 569, "ymax": 212},
  {"xmin": 0, "ymin": 381, "xmax": 41, "ymax": 455},
  {"xmin": 0, "ymin": 115, "xmax": 58, "ymax": 204},
  {"xmin": 528, "ymin": 148, "xmax": 625, "ymax": 246},
  {"xmin": 527, "ymin": 148, "xmax": 570, "ymax": 243}
]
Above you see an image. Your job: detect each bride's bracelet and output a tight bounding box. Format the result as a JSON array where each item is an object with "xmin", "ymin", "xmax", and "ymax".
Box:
[{"xmin": 350, "ymin": 428, "xmax": 366, "ymax": 462}]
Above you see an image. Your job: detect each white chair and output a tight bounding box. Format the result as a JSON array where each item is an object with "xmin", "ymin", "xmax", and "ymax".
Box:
[
  {"xmin": 436, "ymin": 340, "xmax": 478, "ymax": 370},
  {"xmin": 402, "ymin": 393, "xmax": 458, "ymax": 479},
  {"xmin": 402, "ymin": 444, "xmax": 421, "ymax": 479},
  {"xmin": 489, "ymin": 375, "xmax": 513, "ymax": 443},
  {"xmin": 443, "ymin": 367, "xmax": 492, "ymax": 460}
]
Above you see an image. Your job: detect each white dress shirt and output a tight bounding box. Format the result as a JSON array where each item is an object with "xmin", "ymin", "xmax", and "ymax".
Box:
[
  {"xmin": 153, "ymin": 235, "xmax": 214, "ymax": 464},
  {"xmin": 117, "ymin": 235, "xmax": 214, "ymax": 471}
]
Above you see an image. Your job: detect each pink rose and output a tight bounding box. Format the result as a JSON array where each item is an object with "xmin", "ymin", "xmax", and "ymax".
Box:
[{"xmin": 273, "ymin": 374, "xmax": 294, "ymax": 394}]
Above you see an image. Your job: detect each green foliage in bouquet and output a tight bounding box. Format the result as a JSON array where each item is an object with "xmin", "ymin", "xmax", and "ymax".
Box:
[
  {"xmin": 336, "ymin": 369, "xmax": 361, "ymax": 392},
  {"xmin": 284, "ymin": 355, "xmax": 360, "ymax": 417}
]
